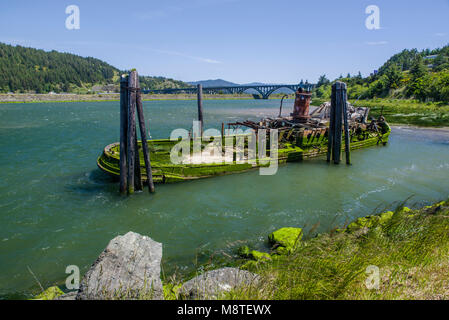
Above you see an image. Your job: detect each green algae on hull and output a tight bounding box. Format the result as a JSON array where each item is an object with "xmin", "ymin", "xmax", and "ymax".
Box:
[{"xmin": 97, "ymin": 122, "xmax": 391, "ymax": 183}]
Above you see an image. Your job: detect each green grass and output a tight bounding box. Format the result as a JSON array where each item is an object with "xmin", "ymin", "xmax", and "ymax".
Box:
[
  {"xmin": 0, "ymin": 93, "xmax": 288, "ymax": 104},
  {"xmin": 31, "ymin": 199, "xmax": 449, "ymax": 300},
  {"xmin": 312, "ymin": 97, "xmax": 449, "ymax": 127},
  {"xmin": 221, "ymin": 199, "xmax": 449, "ymax": 300}
]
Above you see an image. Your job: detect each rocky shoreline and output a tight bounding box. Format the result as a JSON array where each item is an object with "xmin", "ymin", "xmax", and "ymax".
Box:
[
  {"xmin": 32, "ymin": 199, "xmax": 449, "ymax": 300},
  {"xmin": 34, "ymin": 231, "xmax": 262, "ymax": 300},
  {"xmin": 32, "ymin": 224, "xmax": 302, "ymax": 300}
]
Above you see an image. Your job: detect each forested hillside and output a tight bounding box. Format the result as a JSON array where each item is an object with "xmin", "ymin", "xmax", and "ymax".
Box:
[
  {"xmin": 138, "ymin": 75, "xmax": 191, "ymax": 90},
  {"xmin": 315, "ymin": 44, "xmax": 449, "ymax": 103},
  {"xmin": 0, "ymin": 43, "xmax": 190, "ymax": 93}
]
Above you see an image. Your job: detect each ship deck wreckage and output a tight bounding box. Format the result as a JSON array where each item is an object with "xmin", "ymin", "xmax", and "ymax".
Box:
[
  {"xmin": 97, "ymin": 73, "xmax": 390, "ymax": 191},
  {"xmin": 227, "ymin": 87, "xmax": 388, "ymax": 152}
]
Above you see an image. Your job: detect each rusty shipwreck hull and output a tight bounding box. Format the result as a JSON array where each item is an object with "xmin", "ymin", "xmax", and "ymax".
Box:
[{"xmin": 97, "ymin": 120, "xmax": 391, "ymax": 184}]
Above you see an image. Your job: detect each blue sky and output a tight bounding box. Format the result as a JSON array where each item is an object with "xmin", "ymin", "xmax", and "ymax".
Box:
[{"xmin": 1, "ymin": 0, "xmax": 448, "ymax": 84}]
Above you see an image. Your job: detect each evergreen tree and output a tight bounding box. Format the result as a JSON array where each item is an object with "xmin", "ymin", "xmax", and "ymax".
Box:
[
  {"xmin": 383, "ymin": 64, "xmax": 403, "ymax": 89},
  {"xmin": 317, "ymin": 74, "xmax": 330, "ymax": 87},
  {"xmin": 410, "ymin": 55, "xmax": 427, "ymax": 80},
  {"xmin": 0, "ymin": 42, "xmax": 191, "ymax": 93}
]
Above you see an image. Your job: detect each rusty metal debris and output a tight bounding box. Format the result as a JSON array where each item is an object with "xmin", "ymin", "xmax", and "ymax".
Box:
[{"xmin": 226, "ymin": 87, "xmax": 383, "ymax": 146}]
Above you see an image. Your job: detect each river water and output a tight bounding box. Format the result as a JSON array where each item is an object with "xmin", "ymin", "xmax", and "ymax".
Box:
[{"xmin": 0, "ymin": 99, "xmax": 448, "ymax": 298}]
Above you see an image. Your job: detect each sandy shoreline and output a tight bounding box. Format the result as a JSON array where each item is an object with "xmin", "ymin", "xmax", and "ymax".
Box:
[
  {"xmin": 391, "ymin": 124, "xmax": 449, "ymax": 132},
  {"xmin": 0, "ymin": 93, "xmax": 270, "ymax": 103},
  {"xmin": 2, "ymin": 94, "xmax": 448, "ymax": 130}
]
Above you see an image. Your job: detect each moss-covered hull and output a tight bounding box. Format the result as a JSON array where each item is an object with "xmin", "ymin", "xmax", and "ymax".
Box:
[{"xmin": 97, "ymin": 122, "xmax": 391, "ymax": 183}]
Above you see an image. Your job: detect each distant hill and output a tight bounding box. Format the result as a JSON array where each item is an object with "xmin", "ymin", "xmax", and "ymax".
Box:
[
  {"xmin": 188, "ymin": 79, "xmax": 278, "ymax": 87},
  {"xmin": 187, "ymin": 79, "xmax": 300, "ymax": 95},
  {"xmin": 241, "ymin": 82, "xmax": 266, "ymax": 86},
  {"xmin": 0, "ymin": 43, "xmax": 191, "ymax": 93},
  {"xmin": 138, "ymin": 75, "xmax": 192, "ymax": 91},
  {"xmin": 188, "ymin": 79, "xmax": 239, "ymax": 87},
  {"xmin": 241, "ymin": 82, "xmax": 295, "ymax": 94}
]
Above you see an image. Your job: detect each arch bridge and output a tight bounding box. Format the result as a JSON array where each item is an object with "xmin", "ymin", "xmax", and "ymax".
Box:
[{"xmin": 142, "ymin": 83, "xmax": 315, "ymax": 99}]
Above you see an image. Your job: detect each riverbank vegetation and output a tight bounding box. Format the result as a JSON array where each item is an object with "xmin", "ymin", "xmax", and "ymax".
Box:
[
  {"xmin": 315, "ymin": 45, "xmax": 449, "ymax": 103},
  {"xmin": 31, "ymin": 199, "xmax": 449, "ymax": 300},
  {"xmin": 312, "ymin": 45, "xmax": 449, "ymax": 126},
  {"xmin": 0, "ymin": 42, "xmax": 190, "ymax": 94},
  {"xmin": 217, "ymin": 199, "xmax": 449, "ymax": 300},
  {"xmin": 312, "ymin": 97, "xmax": 449, "ymax": 127},
  {"xmin": 0, "ymin": 93, "xmax": 259, "ymax": 104}
]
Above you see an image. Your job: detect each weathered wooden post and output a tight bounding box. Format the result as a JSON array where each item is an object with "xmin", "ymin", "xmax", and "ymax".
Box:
[
  {"xmin": 342, "ymin": 89, "xmax": 351, "ymax": 165},
  {"xmin": 119, "ymin": 69, "xmax": 155, "ymax": 195},
  {"xmin": 133, "ymin": 74, "xmax": 143, "ymax": 192},
  {"xmin": 327, "ymin": 81, "xmax": 350, "ymax": 164},
  {"xmin": 327, "ymin": 88, "xmax": 335, "ymax": 162},
  {"xmin": 197, "ymin": 84, "xmax": 204, "ymax": 136},
  {"xmin": 136, "ymin": 80, "xmax": 155, "ymax": 193},
  {"xmin": 221, "ymin": 122, "xmax": 225, "ymax": 153},
  {"xmin": 127, "ymin": 71, "xmax": 138, "ymax": 194},
  {"xmin": 119, "ymin": 75, "xmax": 129, "ymax": 194},
  {"xmin": 134, "ymin": 126, "xmax": 143, "ymax": 191},
  {"xmin": 332, "ymin": 82, "xmax": 343, "ymax": 164}
]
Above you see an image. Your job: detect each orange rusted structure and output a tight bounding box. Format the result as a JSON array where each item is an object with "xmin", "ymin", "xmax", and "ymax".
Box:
[{"xmin": 291, "ymin": 88, "xmax": 312, "ymax": 122}]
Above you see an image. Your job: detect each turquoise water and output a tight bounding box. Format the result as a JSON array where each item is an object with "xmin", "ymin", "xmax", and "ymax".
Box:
[{"xmin": 1, "ymin": 99, "xmax": 449, "ymax": 298}]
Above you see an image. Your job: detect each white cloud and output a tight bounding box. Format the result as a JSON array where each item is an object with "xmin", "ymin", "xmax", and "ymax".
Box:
[
  {"xmin": 153, "ymin": 49, "xmax": 222, "ymax": 64},
  {"xmin": 135, "ymin": 10, "xmax": 167, "ymax": 20},
  {"xmin": 365, "ymin": 41, "xmax": 388, "ymax": 46},
  {"xmin": 135, "ymin": 6, "xmax": 183, "ymax": 20},
  {"xmin": 434, "ymin": 32, "xmax": 447, "ymax": 37}
]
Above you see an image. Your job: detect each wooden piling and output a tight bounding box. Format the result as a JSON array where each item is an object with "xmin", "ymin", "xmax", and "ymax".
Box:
[
  {"xmin": 221, "ymin": 122, "xmax": 225, "ymax": 153},
  {"xmin": 136, "ymin": 84, "xmax": 155, "ymax": 193},
  {"xmin": 328, "ymin": 81, "xmax": 350, "ymax": 164},
  {"xmin": 131, "ymin": 73, "xmax": 142, "ymax": 192},
  {"xmin": 134, "ymin": 125, "xmax": 143, "ymax": 191},
  {"xmin": 127, "ymin": 71, "xmax": 138, "ymax": 194},
  {"xmin": 197, "ymin": 84, "xmax": 204, "ymax": 136},
  {"xmin": 327, "ymin": 85, "xmax": 336, "ymax": 162},
  {"xmin": 342, "ymin": 87, "xmax": 351, "ymax": 165},
  {"xmin": 119, "ymin": 75, "xmax": 128, "ymax": 194},
  {"xmin": 332, "ymin": 82, "xmax": 343, "ymax": 164}
]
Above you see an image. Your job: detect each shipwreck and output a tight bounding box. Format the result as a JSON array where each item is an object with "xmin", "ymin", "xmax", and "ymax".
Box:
[{"xmin": 97, "ymin": 76, "xmax": 391, "ymax": 186}]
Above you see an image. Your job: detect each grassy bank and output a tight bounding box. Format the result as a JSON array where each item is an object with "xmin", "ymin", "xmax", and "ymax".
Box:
[
  {"xmin": 0, "ymin": 93, "xmax": 291, "ymax": 104},
  {"xmin": 6, "ymin": 94, "xmax": 448, "ymax": 128},
  {"xmin": 213, "ymin": 199, "xmax": 449, "ymax": 300},
  {"xmin": 312, "ymin": 98, "xmax": 449, "ymax": 127},
  {"xmin": 31, "ymin": 199, "xmax": 449, "ymax": 300}
]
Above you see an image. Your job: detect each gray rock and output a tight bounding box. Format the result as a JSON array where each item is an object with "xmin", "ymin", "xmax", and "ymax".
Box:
[
  {"xmin": 180, "ymin": 267, "xmax": 259, "ymax": 300},
  {"xmin": 77, "ymin": 232, "xmax": 163, "ymax": 300},
  {"xmin": 55, "ymin": 291, "xmax": 77, "ymax": 300}
]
